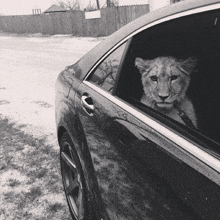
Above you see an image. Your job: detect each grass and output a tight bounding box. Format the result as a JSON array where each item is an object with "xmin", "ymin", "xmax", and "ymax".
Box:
[
  {"xmin": 0, "ymin": 116, "xmax": 72, "ymax": 220},
  {"xmin": 8, "ymin": 179, "xmax": 21, "ymax": 187}
]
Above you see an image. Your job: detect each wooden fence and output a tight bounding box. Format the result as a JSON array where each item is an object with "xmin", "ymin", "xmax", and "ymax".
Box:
[{"xmin": 0, "ymin": 5, "xmax": 149, "ymax": 37}]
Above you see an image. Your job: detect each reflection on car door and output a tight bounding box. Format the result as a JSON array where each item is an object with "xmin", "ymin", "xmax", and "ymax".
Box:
[{"xmin": 75, "ymin": 81, "xmax": 203, "ymax": 220}]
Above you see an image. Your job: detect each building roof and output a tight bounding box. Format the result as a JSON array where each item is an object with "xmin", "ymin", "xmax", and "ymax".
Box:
[{"xmin": 43, "ymin": 5, "xmax": 66, "ymax": 13}]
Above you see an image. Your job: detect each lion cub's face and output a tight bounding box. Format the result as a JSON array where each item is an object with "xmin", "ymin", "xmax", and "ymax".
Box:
[{"xmin": 135, "ymin": 56, "xmax": 197, "ymax": 110}]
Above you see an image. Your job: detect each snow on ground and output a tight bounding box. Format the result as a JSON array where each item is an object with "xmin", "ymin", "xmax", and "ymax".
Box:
[{"xmin": 0, "ymin": 33, "xmax": 104, "ymax": 148}]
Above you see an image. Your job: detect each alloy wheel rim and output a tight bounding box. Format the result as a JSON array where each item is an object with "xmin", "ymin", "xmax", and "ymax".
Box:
[{"xmin": 61, "ymin": 142, "xmax": 84, "ymax": 220}]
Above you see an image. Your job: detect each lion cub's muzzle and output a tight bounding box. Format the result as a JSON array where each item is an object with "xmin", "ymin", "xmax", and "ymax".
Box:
[{"xmin": 156, "ymin": 95, "xmax": 174, "ymax": 109}]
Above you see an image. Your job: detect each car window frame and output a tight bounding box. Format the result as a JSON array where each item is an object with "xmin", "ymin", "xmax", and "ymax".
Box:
[
  {"xmin": 111, "ymin": 8, "xmax": 220, "ymax": 149},
  {"xmin": 82, "ymin": 3, "xmax": 220, "ymax": 182}
]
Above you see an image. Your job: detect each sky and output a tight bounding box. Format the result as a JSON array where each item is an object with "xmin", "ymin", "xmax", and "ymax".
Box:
[{"xmin": 0, "ymin": 0, "xmax": 149, "ymax": 15}]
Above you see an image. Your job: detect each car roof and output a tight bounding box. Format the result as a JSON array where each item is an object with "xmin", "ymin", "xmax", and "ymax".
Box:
[{"xmin": 76, "ymin": 0, "xmax": 220, "ymax": 80}]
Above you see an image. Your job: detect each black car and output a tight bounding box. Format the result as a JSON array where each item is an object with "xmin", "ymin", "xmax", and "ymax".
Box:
[{"xmin": 55, "ymin": 1, "xmax": 220, "ymax": 219}]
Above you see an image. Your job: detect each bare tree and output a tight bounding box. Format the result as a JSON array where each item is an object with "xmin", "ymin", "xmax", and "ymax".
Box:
[
  {"xmin": 85, "ymin": 2, "xmax": 95, "ymax": 11},
  {"xmin": 57, "ymin": 0, "xmax": 81, "ymax": 10},
  {"xmin": 104, "ymin": 0, "xmax": 119, "ymax": 7},
  {"xmin": 84, "ymin": 0, "xmax": 99, "ymax": 11},
  {"xmin": 84, "ymin": 0, "xmax": 118, "ymax": 11}
]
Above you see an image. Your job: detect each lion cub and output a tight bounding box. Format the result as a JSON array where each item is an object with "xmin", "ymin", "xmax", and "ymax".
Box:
[{"xmin": 135, "ymin": 56, "xmax": 197, "ymax": 127}]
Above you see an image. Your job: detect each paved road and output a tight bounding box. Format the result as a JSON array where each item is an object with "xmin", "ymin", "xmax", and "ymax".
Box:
[{"xmin": 0, "ymin": 33, "xmax": 102, "ymax": 147}]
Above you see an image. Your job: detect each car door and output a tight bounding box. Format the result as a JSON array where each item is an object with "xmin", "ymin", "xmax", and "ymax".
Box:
[
  {"xmin": 57, "ymin": 5, "xmax": 220, "ymax": 220},
  {"xmin": 74, "ymin": 38, "xmax": 210, "ymax": 219}
]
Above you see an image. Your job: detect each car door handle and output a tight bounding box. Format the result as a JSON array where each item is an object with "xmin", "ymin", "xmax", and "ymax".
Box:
[{"xmin": 81, "ymin": 94, "xmax": 94, "ymax": 116}]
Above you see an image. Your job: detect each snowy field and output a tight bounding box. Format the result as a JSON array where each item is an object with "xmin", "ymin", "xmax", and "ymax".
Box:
[{"xmin": 0, "ymin": 33, "xmax": 104, "ymax": 147}]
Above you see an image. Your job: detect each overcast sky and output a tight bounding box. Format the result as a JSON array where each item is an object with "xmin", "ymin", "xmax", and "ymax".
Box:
[{"xmin": 0, "ymin": 0, "xmax": 149, "ymax": 15}]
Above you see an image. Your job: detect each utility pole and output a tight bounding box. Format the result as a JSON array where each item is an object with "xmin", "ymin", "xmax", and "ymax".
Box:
[
  {"xmin": 96, "ymin": 0, "xmax": 100, "ymax": 9},
  {"xmin": 107, "ymin": 0, "xmax": 111, "ymax": 7}
]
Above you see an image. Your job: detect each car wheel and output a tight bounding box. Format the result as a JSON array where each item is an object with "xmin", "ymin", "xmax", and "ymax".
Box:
[{"xmin": 60, "ymin": 132, "xmax": 88, "ymax": 220}]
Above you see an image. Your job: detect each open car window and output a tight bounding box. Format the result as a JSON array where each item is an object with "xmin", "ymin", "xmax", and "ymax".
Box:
[{"xmin": 115, "ymin": 9, "xmax": 220, "ymax": 155}]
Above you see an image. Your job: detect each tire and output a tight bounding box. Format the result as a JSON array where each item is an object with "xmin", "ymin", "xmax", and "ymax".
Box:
[{"xmin": 60, "ymin": 132, "xmax": 89, "ymax": 220}]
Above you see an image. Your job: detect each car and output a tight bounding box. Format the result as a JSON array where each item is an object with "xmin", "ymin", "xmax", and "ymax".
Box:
[{"xmin": 55, "ymin": 1, "xmax": 220, "ymax": 219}]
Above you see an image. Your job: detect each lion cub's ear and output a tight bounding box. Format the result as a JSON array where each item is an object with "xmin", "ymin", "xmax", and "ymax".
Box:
[
  {"xmin": 135, "ymin": 57, "xmax": 151, "ymax": 74},
  {"xmin": 179, "ymin": 57, "xmax": 198, "ymax": 75}
]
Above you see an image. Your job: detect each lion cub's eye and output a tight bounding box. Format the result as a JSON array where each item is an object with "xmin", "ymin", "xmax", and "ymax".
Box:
[
  {"xmin": 171, "ymin": 75, "xmax": 179, "ymax": 81},
  {"xmin": 150, "ymin": 76, "xmax": 158, "ymax": 82}
]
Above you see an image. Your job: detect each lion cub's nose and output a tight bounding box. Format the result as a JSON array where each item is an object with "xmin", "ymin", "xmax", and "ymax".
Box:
[{"xmin": 158, "ymin": 95, "xmax": 169, "ymax": 101}]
